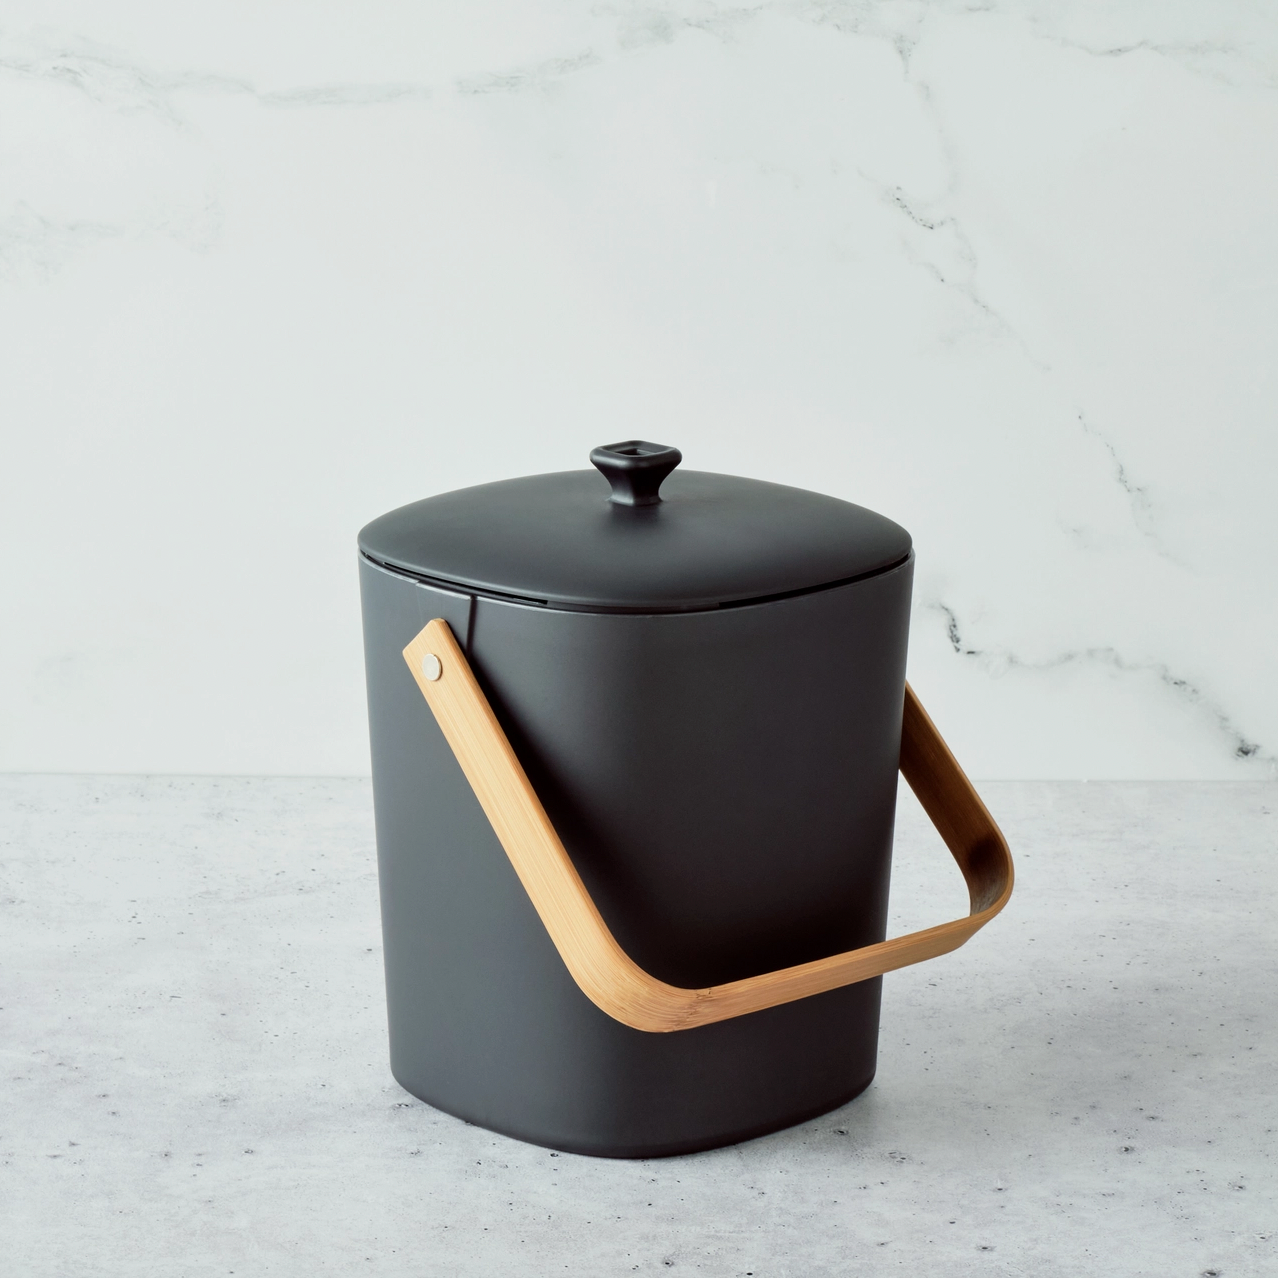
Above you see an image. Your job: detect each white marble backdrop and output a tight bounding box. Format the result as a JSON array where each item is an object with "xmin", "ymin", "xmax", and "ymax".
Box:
[{"xmin": 2, "ymin": 1, "xmax": 1275, "ymax": 778}]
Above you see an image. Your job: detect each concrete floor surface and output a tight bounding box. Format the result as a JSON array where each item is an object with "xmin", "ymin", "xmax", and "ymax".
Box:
[{"xmin": 2, "ymin": 776, "xmax": 1275, "ymax": 1276}]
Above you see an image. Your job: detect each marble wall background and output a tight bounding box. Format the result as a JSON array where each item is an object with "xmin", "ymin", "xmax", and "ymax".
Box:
[{"xmin": 2, "ymin": 1, "xmax": 1275, "ymax": 779}]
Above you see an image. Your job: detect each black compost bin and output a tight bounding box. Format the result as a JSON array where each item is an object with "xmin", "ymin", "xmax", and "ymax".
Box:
[{"xmin": 358, "ymin": 441, "xmax": 1012, "ymax": 1158}]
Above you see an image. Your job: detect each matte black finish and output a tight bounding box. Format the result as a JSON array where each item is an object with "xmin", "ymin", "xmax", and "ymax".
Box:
[
  {"xmin": 360, "ymin": 547, "xmax": 914, "ymax": 1157},
  {"xmin": 589, "ymin": 440, "xmax": 683, "ymax": 506},
  {"xmin": 358, "ymin": 467, "xmax": 912, "ymax": 613}
]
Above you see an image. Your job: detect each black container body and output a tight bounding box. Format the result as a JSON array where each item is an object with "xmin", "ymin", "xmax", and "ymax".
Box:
[{"xmin": 360, "ymin": 550, "xmax": 914, "ymax": 1157}]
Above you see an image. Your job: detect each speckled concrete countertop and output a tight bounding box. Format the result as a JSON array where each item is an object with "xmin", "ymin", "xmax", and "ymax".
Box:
[{"xmin": 3, "ymin": 778, "xmax": 1275, "ymax": 1276}]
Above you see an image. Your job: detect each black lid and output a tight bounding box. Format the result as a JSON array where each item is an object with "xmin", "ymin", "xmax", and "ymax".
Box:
[{"xmin": 359, "ymin": 441, "xmax": 912, "ymax": 613}]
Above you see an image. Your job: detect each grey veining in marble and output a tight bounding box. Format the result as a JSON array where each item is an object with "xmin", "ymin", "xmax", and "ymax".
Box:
[
  {"xmin": 3, "ymin": 775, "xmax": 1275, "ymax": 1276},
  {"xmin": 2, "ymin": 2, "xmax": 1277, "ymax": 780}
]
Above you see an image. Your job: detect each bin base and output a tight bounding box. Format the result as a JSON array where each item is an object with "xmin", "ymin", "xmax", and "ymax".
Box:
[{"xmin": 391, "ymin": 1066, "xmax": 877, "ymax": 1160}]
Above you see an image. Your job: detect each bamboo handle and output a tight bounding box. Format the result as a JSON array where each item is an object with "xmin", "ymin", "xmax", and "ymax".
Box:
[{"xmin": 403, "ymin": 618, "xmax": 1013, "ymax": 1033}]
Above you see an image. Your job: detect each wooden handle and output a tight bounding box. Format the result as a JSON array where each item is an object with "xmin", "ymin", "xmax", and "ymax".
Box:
[{"xmin": 403, "ymin": 618, "xmax": 1013, "ymax": 1033}]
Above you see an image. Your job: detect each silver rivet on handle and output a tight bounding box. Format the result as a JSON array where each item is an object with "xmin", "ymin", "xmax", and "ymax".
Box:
[{"xmin": 421, "ymin": 654, "xmax": 442, "ymax": 682}]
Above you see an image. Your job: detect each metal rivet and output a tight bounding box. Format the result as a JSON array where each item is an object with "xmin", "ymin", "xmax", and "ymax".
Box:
[{"xmin": 421, "ymin": 654, "xmax": 442, "ymax": 682}]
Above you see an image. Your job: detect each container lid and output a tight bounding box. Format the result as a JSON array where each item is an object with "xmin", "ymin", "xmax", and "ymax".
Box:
[{"xmin": 358, "ymin": 440, "xmax": 912, "ymax": 613}]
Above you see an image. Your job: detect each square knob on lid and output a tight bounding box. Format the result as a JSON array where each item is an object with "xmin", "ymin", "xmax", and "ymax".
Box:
[{"xmin": 589, "ymin": 441, "xmax": 683, "ymax": 506}]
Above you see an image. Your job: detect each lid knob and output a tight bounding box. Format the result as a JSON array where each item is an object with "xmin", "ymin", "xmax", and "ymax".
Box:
[{"xmin": 589, "ymin": 440, "xmax": 682, "ymax": 507}]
